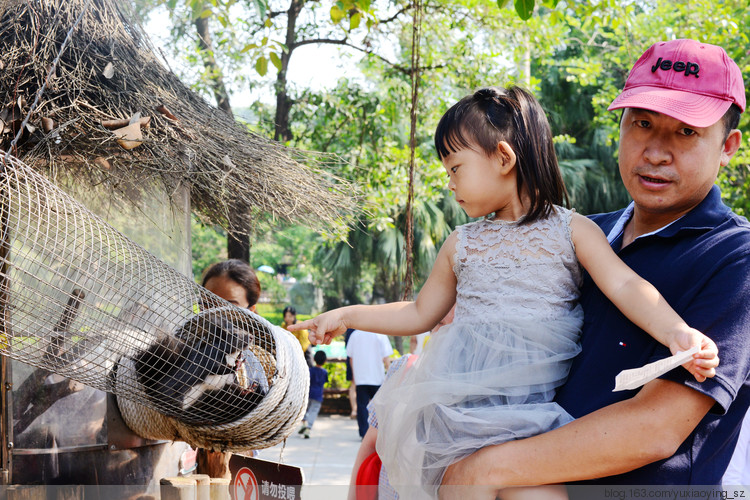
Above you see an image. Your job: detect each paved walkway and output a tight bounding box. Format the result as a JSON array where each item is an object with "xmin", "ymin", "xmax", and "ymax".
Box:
[{"xmin": 257, "ymin": 414, "xmax": 361, "ymax": 498}]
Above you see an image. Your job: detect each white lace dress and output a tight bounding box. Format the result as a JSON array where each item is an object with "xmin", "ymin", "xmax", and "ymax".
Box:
[{"xmin": 371, "ymin": 206, "xmax": 584, "ymax": 498}]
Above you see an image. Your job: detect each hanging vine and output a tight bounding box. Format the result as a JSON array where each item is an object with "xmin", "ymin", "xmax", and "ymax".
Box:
[{"xmin": 401, "ymin": 0, "xmax": 423, "ymax": 302}]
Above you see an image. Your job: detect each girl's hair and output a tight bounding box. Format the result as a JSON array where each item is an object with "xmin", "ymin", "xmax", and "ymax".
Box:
[
  {"xmin": 434, "ymin": 86, "xmax": 569, "ymax": 223},
  {"xmin": 202, "ymin": 259, "xmax": 261, "ymax": 308},
  {"xmin": 283, "ymin": 306, "xmax": 296, "ymax": 317}
]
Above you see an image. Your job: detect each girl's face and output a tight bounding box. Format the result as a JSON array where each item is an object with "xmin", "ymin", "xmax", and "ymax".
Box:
[
  {"xmin": 283, "ymin": 311, "xmax": 296, "ymax": 325},
  {"xmin": 442, "ymin": 142, "xmax": 520, "ymax": 220},
  {"xmin": 204, "ymin": 275, "xmax": 253, "ymax": 310}
]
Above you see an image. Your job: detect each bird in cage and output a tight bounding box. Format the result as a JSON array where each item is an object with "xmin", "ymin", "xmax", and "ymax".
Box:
[{"xmin": 133, "ymin": 308, "xmax": 270, "ymax": 425}]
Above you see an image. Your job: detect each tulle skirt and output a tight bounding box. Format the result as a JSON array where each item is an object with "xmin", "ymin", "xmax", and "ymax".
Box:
[{"xmin": 372, "ymin": 312, "xmax": 582, "ymax": 498}]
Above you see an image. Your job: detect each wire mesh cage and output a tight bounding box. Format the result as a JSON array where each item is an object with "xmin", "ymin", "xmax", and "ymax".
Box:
[{"xmin": 0, "ymin": 153, "xmax": 309, "ymax": 452}]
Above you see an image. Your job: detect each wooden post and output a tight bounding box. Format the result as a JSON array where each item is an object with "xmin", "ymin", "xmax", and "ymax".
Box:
[
  {"xmin": 192, "ymin": 473, "xmax": 211, "ymax": 500},
  {"xmin": 160, "ymin": 477, "xmax": 197, "ymax": 500},
  {"xmin": 0, "ymin": 159, "xmax": 12, "ymax": 485},
  {"xmin": 6, "ymin": 485, "xmax": 46, "ymax": 500},
  {"xmin": 209, "ymin": 478, "xmax": 231, "ymax": 500},
  {"xmin": 0, "ymin": 354, "xmax": 9, "ymax": 485},
  {"xmin": 54, "ymin": 485, "xmax": 83, "ymax": 500}
]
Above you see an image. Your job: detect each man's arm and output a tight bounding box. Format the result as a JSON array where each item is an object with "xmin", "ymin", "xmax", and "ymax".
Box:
[{"xmin": 441, "ymin": 379, "xmax": 714, "ymax": 492}]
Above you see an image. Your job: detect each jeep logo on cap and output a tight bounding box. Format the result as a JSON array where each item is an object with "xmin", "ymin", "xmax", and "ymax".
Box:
[{"xmin": 651, "ymin": 57, "xmax": 700, "ymax": 77}]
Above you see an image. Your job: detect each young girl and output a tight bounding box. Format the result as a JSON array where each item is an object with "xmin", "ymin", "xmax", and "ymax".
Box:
[{"xmin": 289, "ymin": 86, "xmax": 718, "ymax": 499}]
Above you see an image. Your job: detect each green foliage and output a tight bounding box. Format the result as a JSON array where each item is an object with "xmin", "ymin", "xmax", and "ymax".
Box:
[
  {"xmin": 323, "ymin": 360, "xmax": 348, "ymax": 389},
  {"xmin": 257, "ymin": 272, "xmax": 288, "ymax": 305},
  {"xmin": 145, "ymin": 0, "xmax": 750, "ymax": 309},
  {"xmin": 514, "ymin": 0, "xmax": 534, "ymax": 20},
  {"xmin": 191, "ymin": 215, "xmax": 228, "ymax": 280},
  {"xmin": 255, "ymin": 302, "xmax": 283, "ymax": 324}
]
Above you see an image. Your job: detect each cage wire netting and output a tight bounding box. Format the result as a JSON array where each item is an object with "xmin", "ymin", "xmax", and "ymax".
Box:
[{"xmin": 0, "ymin": 153, "xmax": 309, "ymax": 452}]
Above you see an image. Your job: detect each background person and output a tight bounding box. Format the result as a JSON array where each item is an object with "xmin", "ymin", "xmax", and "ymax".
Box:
[
  {"xmin": 297, "ymin": 350, "xmax": 328, "ymax": 439},
  {"xmin": 202, "ymin": 259, "xmax": 261, "ymax": 312},
  {"xmin": 346, "ymin": 329, "xmax": 393, "ymax": 439},
  {"xmin": 198, "ymin": 259, "xmax": 262, "ymax": 478},
  {"xmin": 345, "ymin": 328, "xmax": 357, "ymax": 419},
  {"xmin": 282, "ymin": 305, "xmax": 313, "ymax": 367},
  {"xmin": 440, "ymin": 39, "xmax": 750, "ymax": 495}
]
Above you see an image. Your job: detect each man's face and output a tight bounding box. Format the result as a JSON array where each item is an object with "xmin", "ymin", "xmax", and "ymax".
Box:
[{"xmin": 618, "ymin": 108, "xmax": 739, "ymax": 224}]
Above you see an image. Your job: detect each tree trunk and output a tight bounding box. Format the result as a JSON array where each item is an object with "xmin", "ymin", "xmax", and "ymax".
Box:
[
  {"xmin": 227, "ymin": 215, "xmax": 251, "ymax": 262},
  {"xmin": 273, "ymin": 0, "xmax": 305, "ymax": 142}
]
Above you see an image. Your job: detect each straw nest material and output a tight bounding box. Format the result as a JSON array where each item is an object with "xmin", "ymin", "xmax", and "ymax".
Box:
[{"xmin": 0, "ymin": 0, "xmax": 356, "ymax": 235}]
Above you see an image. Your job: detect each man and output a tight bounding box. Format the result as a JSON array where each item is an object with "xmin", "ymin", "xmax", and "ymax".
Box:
[
  {"xmin": 441, "ymin": 39, "xmax": 750, "ymax": 492},
  {"xmin": 347, "ymin": 329, "xmax": 393, "ymax": 438}
]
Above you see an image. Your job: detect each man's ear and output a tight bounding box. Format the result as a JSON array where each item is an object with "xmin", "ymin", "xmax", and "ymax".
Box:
[
  {"xmin": 720, "ymin": 129, "xmax": 742, "ymax": 167},
  {"xmin": 496, "ymin": 141, "xmax": 517, "ymax": 175}
]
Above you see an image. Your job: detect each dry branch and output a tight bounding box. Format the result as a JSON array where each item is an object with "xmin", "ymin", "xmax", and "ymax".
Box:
[{"xmin": 0, "ymin": 0, "xmax": 357, "ymax": 236}]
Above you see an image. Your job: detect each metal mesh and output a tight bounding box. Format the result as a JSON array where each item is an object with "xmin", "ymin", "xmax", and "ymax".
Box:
[{"xmin": 0, "ymin": 154, "xmax": 309, "ymax": 452}]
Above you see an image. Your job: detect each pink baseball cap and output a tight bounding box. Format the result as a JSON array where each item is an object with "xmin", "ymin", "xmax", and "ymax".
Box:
[{"xmin": 608, "ymin": 39, "xmax": 746, "ymax": 127}]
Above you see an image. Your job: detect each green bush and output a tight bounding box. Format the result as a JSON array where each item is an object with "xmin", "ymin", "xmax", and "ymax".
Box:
[{"xmin": 323, "ymin": 360, "xmax": 349, "ymax": 389}]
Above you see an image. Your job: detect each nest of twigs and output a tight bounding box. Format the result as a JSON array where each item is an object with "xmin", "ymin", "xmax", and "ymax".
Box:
[{"xmin": 0, "ymin": 0, "xmax": 356, "ymax": 235}]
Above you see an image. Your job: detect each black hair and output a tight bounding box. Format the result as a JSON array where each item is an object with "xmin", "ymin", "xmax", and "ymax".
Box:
[
  {"xmin": 202, "ymin": 259, "xmax": 261, "ymax": 308},
  {"xmin": 313, "ymin": 350, "xmax": 327, "ymax": 365},
  {"xmin": 722, "ymin": 104, "xmax": 742, "ymax": 140},
  {"xmin": 434, "ymin": 85, "xmax": 568, "ymax": 223},
  {"xmin": 283, "ymin": 306, "xmax": 296, "ymax": 317}
]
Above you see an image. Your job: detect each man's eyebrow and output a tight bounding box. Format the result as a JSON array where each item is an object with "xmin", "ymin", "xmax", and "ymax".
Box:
[{"xmin": 630, "ymin": 108, "xmax": 660, "ymax": 117}]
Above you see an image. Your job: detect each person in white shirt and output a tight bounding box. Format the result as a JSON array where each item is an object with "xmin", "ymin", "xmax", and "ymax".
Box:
[{"xmin": 346, "ymin": 330, "xmax": 393, "ymax": 438}]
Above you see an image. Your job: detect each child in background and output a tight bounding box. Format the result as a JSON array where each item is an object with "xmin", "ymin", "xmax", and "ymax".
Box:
[
  {"xmin": 298, "ymin": 349, "xmax": 328, "ymax": 439},
  {"xmin": 282, "ymin": 305, "xmax": 313, "ymax": 367},
  {"xmin": 291, "ymin": 86, "xmax": 718, "ymax": 499}
]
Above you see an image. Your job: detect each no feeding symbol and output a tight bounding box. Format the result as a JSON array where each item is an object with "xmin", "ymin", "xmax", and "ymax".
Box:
[{"xmin": 234, "ymin": 467, "xmax": 259, "ymax": 500}]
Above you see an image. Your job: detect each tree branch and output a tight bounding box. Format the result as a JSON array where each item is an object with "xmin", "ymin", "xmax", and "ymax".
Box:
[
  {"xmin": 291, "ymin": 38, "xmax": 411, "ymax": 74},
  {"xmin": 378, "ymin": 4, "xmax": 413, "ymax": 24}
]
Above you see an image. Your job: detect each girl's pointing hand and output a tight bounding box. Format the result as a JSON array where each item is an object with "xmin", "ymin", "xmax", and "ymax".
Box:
[{"xmin": 287, "ymin": 311, "xmax": 348, "ymax": 345}]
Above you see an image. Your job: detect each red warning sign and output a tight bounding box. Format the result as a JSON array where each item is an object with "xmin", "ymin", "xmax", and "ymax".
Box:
[{"xmin": 233, "ymin": 467, "xmax": 259, "ymax": 500}]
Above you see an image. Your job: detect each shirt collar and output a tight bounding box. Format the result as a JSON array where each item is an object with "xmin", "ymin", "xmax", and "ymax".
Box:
[{"xmin": 605, "ymin": 185, "xmax": 729, "ymax": 244}]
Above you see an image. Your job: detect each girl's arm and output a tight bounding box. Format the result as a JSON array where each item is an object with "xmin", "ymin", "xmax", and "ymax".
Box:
[
  {"xmin": 570, "ymin": 213, "xmax": 717, "ymax": 381},
  {"xmin": 289, "ymin": 231, "xmax": 459, "ymax": 345}
]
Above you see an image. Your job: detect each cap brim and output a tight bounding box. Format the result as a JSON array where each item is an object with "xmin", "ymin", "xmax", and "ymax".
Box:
[{"xmin": 608, "ymin": 86, "xmax": 733, "ymax": 128}]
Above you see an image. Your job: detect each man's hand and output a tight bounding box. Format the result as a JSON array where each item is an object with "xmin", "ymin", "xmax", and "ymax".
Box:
[
  {"xmin": 287, "ymin": 310, "xmax": 348, "ymax": 345},
  {"xmin": 439, "ymin": 450, "xmax": 498, "ymax": 500},
  {"xmin": 438, "ymin": 450, "xmax": 498, "ymax": 500}
]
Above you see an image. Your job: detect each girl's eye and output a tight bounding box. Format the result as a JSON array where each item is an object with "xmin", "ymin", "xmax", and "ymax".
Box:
[
  {"xmin": 636, "ymin": 120, "xmax": 650, "ymax": 128},
  {"xmin": 451, "ymin": 166, "xmax": 459, "ymax": 174}
]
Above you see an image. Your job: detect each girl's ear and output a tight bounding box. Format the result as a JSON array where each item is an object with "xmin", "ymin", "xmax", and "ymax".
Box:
[{"xmin": 496, "ymin": 141, "xmax": 517, "ymax": 175}]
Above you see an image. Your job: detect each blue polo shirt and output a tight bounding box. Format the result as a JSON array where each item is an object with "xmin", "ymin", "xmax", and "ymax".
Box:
[{"xmin": 555, "ymin": 185, "xmax": 750, "ymax": 484}]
